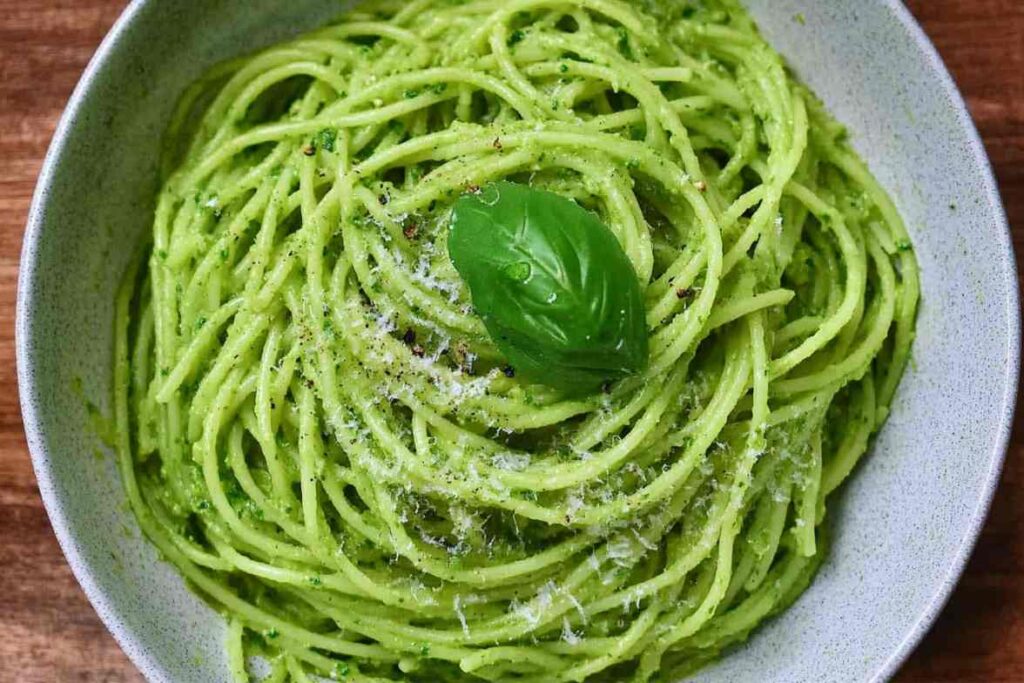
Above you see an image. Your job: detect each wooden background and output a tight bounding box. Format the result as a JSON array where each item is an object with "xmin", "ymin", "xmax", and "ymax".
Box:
[{"xmin": 0, "ymin": 1, "xmax": 1020, "ymax": 681}]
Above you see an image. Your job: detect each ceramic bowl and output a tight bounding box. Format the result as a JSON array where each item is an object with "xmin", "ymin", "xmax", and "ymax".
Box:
[{"xmin": 17, "ymin": 1, "xmax": 1019, "ymax": 681}]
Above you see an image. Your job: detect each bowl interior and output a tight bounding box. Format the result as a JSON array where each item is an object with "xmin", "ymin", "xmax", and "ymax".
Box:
[{"xmin": 18, "ymin": 1, "xmax": 1018, "ymax": 682}]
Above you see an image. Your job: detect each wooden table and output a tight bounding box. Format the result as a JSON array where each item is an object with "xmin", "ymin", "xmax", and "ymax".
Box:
[{"xmin": 0, "ymin": 2, "xmax": 1020, "ymax": 681}]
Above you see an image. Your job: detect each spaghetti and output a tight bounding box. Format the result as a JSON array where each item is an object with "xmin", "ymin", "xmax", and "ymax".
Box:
[{"xmin": 114, "ymin": 0, "xmax": 920, "ymax": 680}]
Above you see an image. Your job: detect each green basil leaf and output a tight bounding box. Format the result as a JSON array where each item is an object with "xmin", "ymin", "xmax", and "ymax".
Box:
[{"xmin": 448, "ymin": 181, "xmax": 648, "ymax": 391}]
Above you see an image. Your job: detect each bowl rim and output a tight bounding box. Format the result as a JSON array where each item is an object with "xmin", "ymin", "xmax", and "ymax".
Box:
[
  {"xmin": 16, "ymin": 1, "xmax": 171, "ymax": 677},
  {"xmin": 15, "ymin": 1, "xmax": 1020, "ymax": 681}
]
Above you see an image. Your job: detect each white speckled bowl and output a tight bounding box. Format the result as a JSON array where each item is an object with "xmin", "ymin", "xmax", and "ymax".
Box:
[{"xmin": 17, "ymin": 1, "xmax": 1019, "ymax": 682}]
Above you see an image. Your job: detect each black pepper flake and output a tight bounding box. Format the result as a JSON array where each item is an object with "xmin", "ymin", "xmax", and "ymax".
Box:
[
  {"xmin": 412, "ymin": 345, "xmax": 425, "ymax": 358},
  {"xmin": 403, "ymin": 222, "xmax": 419, "ymax": 240},
  {"xmin": 403, "ymin": 329, "xmax": 417, "ymax": 345},
  {"xmin": 676, "ymin": 288, "xmax": 692, "ymax": 299},
  {"xmin": 694, "ymin": 180, "xmax": 707, "ymax": 192},
  {"xmin": 378, "ymin": 193, "xmax": 390, "ymax": 206},
  {"xmin": 493, "ymin": 138, "xmax": 504, "ymax": 152},
  {"xmin": 466, "ymin": 184, "xmax": 481, "ymax": 194},
  {"xmin": 303, "ymin": 145, "xmax": 316, "ymax": 156},
  {"xmin": 452, "ymin": 341, "xmax": 471, "ymax": 371},
  {"xmin": 503, "ymin": 366, "xmax": 516, "ymax": 378}
]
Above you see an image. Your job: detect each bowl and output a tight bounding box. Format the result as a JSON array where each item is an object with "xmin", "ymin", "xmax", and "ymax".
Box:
[{"xmin": 17, "ymin": 1, "xmax": 1019, "ymax": 681}]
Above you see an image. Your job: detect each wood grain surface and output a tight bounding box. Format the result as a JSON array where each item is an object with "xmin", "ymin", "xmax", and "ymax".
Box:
[{"xmin": 0, "ymin": 2, "xmax": 1020, "ymax": 681}]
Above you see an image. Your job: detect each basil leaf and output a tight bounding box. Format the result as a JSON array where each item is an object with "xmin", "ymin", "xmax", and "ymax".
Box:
[{"xmin": 448, "ymin": 182, "xmax": 648, "ymax": 391}]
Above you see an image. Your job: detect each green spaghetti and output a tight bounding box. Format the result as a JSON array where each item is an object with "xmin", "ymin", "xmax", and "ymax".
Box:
[{"xmin": 113, "ymin": 0, "xmax": 920, "ymax": 680}]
